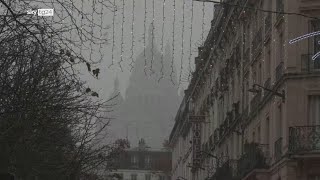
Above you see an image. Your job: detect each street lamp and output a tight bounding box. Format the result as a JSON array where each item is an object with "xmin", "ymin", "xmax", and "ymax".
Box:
[{"xmin": 248, "ymin": 83, "xmax": 285, "ymax": 102}]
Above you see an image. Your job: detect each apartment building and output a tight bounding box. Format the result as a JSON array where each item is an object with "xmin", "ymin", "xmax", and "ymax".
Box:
[
  {"xmin": 169, "ymin": 0, "xmax": 320, "ymax": 180},
  {"xmin": 107, "ymin": 139, "xmax": 171, "ymax": 180}
]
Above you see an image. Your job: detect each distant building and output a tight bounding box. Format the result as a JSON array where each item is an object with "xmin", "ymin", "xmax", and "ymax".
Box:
[
  {"xmin": 107, "ymin": 23, "xmax": 181, "ymax": 148},
  {"xmin": 170, "ymin": 0, "xmax": 320, "ymax": 180},
  {"xmin": 107, "ymin": 139, "xmax": 171, "ymax": 180}
]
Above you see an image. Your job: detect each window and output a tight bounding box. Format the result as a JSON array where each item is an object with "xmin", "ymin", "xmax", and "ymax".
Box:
[
  {"xmin": 265, "ymin": 44, "xmax": 271, "ymax": 78},
  {"xmin": 279, "ymin": 33, "xmax": 284, "ymax": 62},
  {"xmin": 131, "ymin": 174, "xmax": 137, "ymax": 180},
  {"xmin": 145, "ymin": 174, "xmax": 151, "ymax": 180},
  {"xmin": 308, "ymin": 95, "xmax": 320, "ymax": 125},
  {"xmin": 131, "ymin": 155, "xmax": 138, "ymax": 166},
  {"xmin": 159, "ymin": 175, "xmax": 165, "ymax": 180},
  {"xmin": 277, "ymin": 105, "xmax": 282, "ymax": 138},
  {"xmin": 266, "ymin": 117, "xmax": 270, "ymax": 145},
  {"xmin": 257, "ymin": 125, "xmax": 261, "ymax": 143},
  {"xmin": 145, "ymin": 155, "xmax": 151, "ymax": 168}
]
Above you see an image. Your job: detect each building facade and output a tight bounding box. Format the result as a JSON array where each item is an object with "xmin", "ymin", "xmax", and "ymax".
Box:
[
  {"xmin": 169, "ymin": 0, "xmax": 320, "ymax": 180},
  {"xmin": 107, "ymin": 139, "xmax": 171, "ymax": 180}
]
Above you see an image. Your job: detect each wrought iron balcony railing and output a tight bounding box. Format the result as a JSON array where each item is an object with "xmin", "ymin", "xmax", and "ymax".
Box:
[
  {"xmin": 289, "ymin": 126, "xmax": 320, "ymax": 154},
  {"xmin": 211, "ymin": 159, "xmax": 239, "ymax": 180},
  {"xmin": 301, "ymin": 54, "xmax": 320, "ymax": 72},
  {"xmin": 237, "ymin": 143, "xmax": 270, "ymax": 178},
  {"xmin": 274, "ymin": 137, "xmax": 282, "ymax": 161},
  {"xmin": 275, "ymin": 62, "xmax": 284, "ymax": 83}
]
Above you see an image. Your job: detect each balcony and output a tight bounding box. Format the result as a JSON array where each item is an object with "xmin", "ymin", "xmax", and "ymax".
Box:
[
  {"xmin": 211, "ymin": 159, "xmax": 239, "ymax": 180},
  {"xmin": 250, "ymin": 90, "xmax": 262, "ymax": 112},
  {"xmin": 274, "ymin": 137, "xmax": 282, "ymax": 162},
  {"xmin": 301, "ymin": 54, "xmax": 320, "ymax": 73},
  {"xmin": 264, "ymin": 14, "xmax": 271, "ymax": 37},
  {"xmin": 252, "ymin": 27, "xmax": 263, "ymax": 58},
  {"xmin": 275, "ymin": 62, "xmax": 284, "ymax": 83},
  {"xmin": 237, "ymin": 143, "xmax": 270, "ymax": 178},
  {"xmin": 289, "ymin": 126, "xmax": 320, "ymax": 154}
]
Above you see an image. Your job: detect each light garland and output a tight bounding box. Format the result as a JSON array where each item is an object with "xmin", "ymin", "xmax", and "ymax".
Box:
[
  {"xmin": 201, "ymin": 1, "xmax": 205, "ymax": 44},
  {"xmin": 99, "ymin": 0, "xmax": 104, "ymax": 63},
  {"xmin": 144, "ymin": 0, "xmax": 147, "ymax": 75},
  {"xmin": 188, "ymin": 0, "xmax": 195, "ymax": 82},
  {"xmin": 178, "ymin": 0, "xmax": 186, "ymax": 87},
  {"xmin": 109, "ymin": 0, "xmax": 116, "ymax": 68},
  {"xmin": 158, "ymin": 0, "xmax": 166, "ymax": 82},
  {"xmin": 150, "ymin": 0, "xmax": 155, "ymax": 74},
  {"xmin": 171, "ymin": 0, "xmax": 177, "ymax": 85},
  {"xmin": 119, "ymin": 0, "xmax": 125, "ymax": 72},
  {"xmin": 129, "ymin": 0, "xmax": 136, "ymax": 72},
  {"xmin": 89, "ymin": 0, "xmax": 95, "ymax": 64}
]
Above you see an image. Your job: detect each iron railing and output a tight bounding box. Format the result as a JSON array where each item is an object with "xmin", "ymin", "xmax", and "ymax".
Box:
[
  {"xmin": 289, "ymin": 126, "xmax": 320, "ymax": 154},
  {"xmin": 274, "ymin": 137, "xmax": 282, "ymax": 161},
  {"xmin": 237, "ymin": 143, "xmax": 270, "ymax": 178},
  {"xmin": 275, "ymin": 62, "xmax": 284, "ymax": 83},
  {"xmin": 264, "ymin": 14, "xmax": 271, "ymax": 36},
  {"xmin": 301, "ymin": 54, "xmax": 320, "ymax": 72}
]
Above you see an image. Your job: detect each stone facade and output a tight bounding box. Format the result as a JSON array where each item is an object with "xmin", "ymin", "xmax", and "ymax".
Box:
[{"xmin": 169, "ymin": 0, "xmax": 320, "ymax": 180}]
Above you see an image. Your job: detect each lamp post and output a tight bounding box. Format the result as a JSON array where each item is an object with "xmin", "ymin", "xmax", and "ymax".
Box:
[{"xmin": 248, "ymin": 83, "xmax": 285, "ymax": 102}]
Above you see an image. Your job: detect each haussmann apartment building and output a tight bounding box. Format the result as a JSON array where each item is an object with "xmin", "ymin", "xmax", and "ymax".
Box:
[{"xmin": 169, "ymin": 0, "xmax": 320, "ymax": 180}]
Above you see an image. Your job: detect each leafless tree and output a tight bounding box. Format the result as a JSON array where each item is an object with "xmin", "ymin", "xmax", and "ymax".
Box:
[{"xmin": 0, "ymin": 0, "xmax": 127, "ymax": 179}]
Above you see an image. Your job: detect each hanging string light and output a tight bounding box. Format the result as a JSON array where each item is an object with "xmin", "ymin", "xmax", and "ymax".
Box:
[
  {"xmin": 150, "ymin": 0, "xmax": 155, "ymax": 74},
  {"xmin": 118, "ymin": 0, "xmax": 125, "ymax": 72},
  {"xmin": 109, "ymin": 0, "xmax": 116, "ymax": 68},
  {"xmin": 188, "ymin": 0, "xmax": 194, "ymax": 82},
  {"xmin": 158, "ymin": 0, "xmax": 166, "ymax": 82},
  {"xmin": 89, "ymin": 0, "xmax": 95, "ymax": 64},
  {"xmin": 99, "ymin": 0, "xmax": 104, "ymax": 63},
  {"xmin": 80, "ymin": 0, "xmax": 84, "ymax": 56},
  {"xmin": 144, "ymin": 0, "xmax": 148, "ymax": 75},
  {"xmin": 201, "ymin": 1, "xmax": 205, "ymax": 44},
  {"xmin": 129, "ymin": 0, "xmax": 136, "ymax": 72},
  {"xmin": 178, "ymin": 0, "xmax": 186, "ymax": 87},
  {"xmin": 170, "ymin": 0, "xmax": 177, "ymax": 85}
]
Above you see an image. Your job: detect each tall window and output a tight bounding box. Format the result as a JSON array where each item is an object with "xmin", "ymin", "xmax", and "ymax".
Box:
[
  {"xmin": 277, "ymin": 105, "xmax": 282, "ymax": 138},
  {"xmin": 308, "ymin": 95, "xmax": 320, "ymax": 125},
  {"xmin": 131, "ymin": 155, "xmax": 138, "ymax": 166},
  {"xmin": 266, "ymin": 117, "xmax": 270, "ymax": 145},
  {"xmin": 279, "ymin": 33, "xmax": 284, "ymax": 62},
  {"xmin": 265, "ymin": 43, "xmax": 271, "ymax": 78},
  {"xmin": 145, "ymin": 155, "xmax": 151, "ymax": 168}
]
